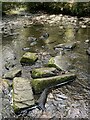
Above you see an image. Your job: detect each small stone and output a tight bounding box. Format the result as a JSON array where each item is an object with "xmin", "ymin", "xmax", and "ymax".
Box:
[
  {"xmin": 48, "ymin": 93, "xmax": 54, "ymax": 99},
  {"xmin": 0, "ymin": 78, "xmax": 9, "ymax": 94},
  {"xmin": 3, "ymin": 68, "xmax": 22, "ymax": 80},
  {"xmin": 85, "ymin": 39, "xmax": 90, "ymax": 43},
  {"xmin": 81, "ymin": 25, "xmax": 87, "ymax": 28},
  {"xmin": 54, "ymin": 42, "xmax": 76, "ymax": 50}
]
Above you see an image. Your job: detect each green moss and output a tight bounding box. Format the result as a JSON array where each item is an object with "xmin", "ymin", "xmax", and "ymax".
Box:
[
  {"xmin": 20, "ymin": 52, "xmax": 38, "ymax": 64},
  {"xmin": 13, "ymin": 102, "xmax": 19, "ymax": 113},
  {"xmin": 31, "ymin": 70, "xmax": 43, "ymax": 78},
  {"xmin": 31, "ymin": 74, "xmax": 76, "ymax": 94},
  {"xmin": 31, "ymin": 67, "xmax": 57, "ymax": 78},
  {"xmin": 48, "ymin": 57, "xmax": 61, "ymax": 70},
  {"xmin": 48, "ymin": 57, "xmax": 56, "ymax": 67}
]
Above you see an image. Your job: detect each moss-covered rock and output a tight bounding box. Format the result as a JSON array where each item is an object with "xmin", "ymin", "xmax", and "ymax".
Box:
[
  {"xmin": 3, "ymin": 68, "xmax": 22, "ymax": 80},
  {"xmin": 31, "ymin": 73, "xmax": 76, "ymax": 94},
  {"xmin": 31, "ymin": 67, "xmax": 57, "ymax": 78},
  {"xmin": 20, "ymin": 52, "xmax": 38, "ymax": 65},
  {"xmin": 48, "ymin": 55, "xmax": 72, "ymax": 71},
  {"xmin": 13, "ymin": 77, "xmax": 35, "ymax": 112}
]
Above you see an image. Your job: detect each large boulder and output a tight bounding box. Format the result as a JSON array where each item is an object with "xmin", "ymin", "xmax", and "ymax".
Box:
[
  {"xmin": 20, "ymin": 52, "xmax": 38, "ymax": 64},
  {"xmin": 13, "ymin": 77, "xmax": 35, "ymax": 112},
  {"xmin": 31, "ymin": 67, "xmax": 57, "ymax": 78},
  {"xmin": 48, "ymin": 55, "xmax": 73, "ymax": 71},
  {"xmin": 31, "ymin": 73, "xmax": 76, "ymax": 94},
  {"xmin": 54, "ymin": 42, "xmax": 76, "ymax": 50},
  {"xmin": 3, "ymin": 68, "xmax": 22, "ymax": 79}
]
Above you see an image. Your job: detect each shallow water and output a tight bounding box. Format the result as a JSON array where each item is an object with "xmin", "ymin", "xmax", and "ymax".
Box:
[{"xmin": 1, "ymin": 14, "xmax": 90, "ymax": 118}]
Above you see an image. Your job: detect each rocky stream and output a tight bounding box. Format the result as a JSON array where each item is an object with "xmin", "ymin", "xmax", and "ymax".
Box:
[{"xmin": 0, "ymin": 13, "xmax": 90, "ymax": 119}]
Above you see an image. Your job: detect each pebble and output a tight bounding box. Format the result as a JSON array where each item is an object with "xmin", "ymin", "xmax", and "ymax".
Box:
[
  {"xmin": 81, "ymin": 25, "xmax": 87, "ymax": 28},
  {"xmin": 85, "ymin": 39, "xmax": 90, "ymax": 43}
]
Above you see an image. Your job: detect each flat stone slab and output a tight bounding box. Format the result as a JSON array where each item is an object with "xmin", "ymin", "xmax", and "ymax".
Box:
[
  {"xmin": 48, "ymin": 55, "xmax": 72, "ymax": 71},
  {"xmin": 20, "ymin": 52, "xmax": 38, "ymax": 64},
  {"xmin": 31, "ymin": 67, "xmax": 57, "ymax": 78},
  {"xmin": 54, "ymin": 42, "xmax": 76, "ymax": 50},
  {"xmin": 13, "ymin": 77, "xmax": 35, "ymax": 112},
  {"xmin": 3, "ymin": 68, "xmax": 22, "ymax": 79},
  {"xmin": 31, "ymin": 73, "xmax": 76, "ymax": 94}
]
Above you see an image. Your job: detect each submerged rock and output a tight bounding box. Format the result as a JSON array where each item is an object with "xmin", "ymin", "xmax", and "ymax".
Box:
[
  {"xmin": 39, "ymin": 33, "xmax": 49, "ymax": 40},
  {"xmin": 31, "ymin": 67, "xmax": 57, "ymax": 78},
  {"xmin": 20, "ymin": 52, "xmax": 38, "ymax": 65},
  {"xmin": 31, "ymin": 73, "xmax": 76, "ymax": 94},
  {"xmin": 86, "ymin": 47, "xmax": 90, "ymax": 55},
  {"xmin": 30, "ymin": 41, "xmax": 37, "ymax": 46},
  {"xmin": 3, "ymin": 68, "xmax": 22, "ymax": 80},
  {"xmin": 54, "ymin": 42, "xmax": 76, "ymax": 50},
  {"xmin": 22, "ymin": 47, "xmax": 30, "ymax": 51},
  {"xmin": 48, "ymin": 55, "xmax": 73, "ymax": 71},
  {"xmin": 27, "ymin": 37, "xmax": 37, "ymax": 42},
  {"xmin": 13, "ymin": 77, "xmax": 35, "ymax": 112}
]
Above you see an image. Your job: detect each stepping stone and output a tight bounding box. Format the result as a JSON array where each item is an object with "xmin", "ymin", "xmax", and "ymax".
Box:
[
  {"xmin": 13, "ymin": 77, "xmax": 35, "ymax": 112},
  {"xmin": 20, "ymin": 52, "xmax": 38, "ymax": 65},
  {"xmin": 31, "ymin": 67, "xmax": 57, "ymax": 78}
]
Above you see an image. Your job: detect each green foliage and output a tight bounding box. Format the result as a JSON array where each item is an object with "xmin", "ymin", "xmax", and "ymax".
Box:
[{"xmin": 2, "ymin": 2, "xmax": 90, "ymax": 17}]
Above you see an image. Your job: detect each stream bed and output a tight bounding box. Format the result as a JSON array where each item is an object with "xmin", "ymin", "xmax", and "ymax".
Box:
[{"xmin": 1, "ymin": 13, "xmax": 90, "ymax": 119}]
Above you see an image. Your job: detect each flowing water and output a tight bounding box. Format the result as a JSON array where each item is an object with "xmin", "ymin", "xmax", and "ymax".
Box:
[{"xmin": 1, "ymin": 14, "xmax": 90, "ymax": 119}]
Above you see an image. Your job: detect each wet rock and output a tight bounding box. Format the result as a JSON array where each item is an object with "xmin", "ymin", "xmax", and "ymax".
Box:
[
  {"xmin": 31, "ymin": 73, "xmax": 76, "ymax": 94},
  {"xmin": 0, "ymin": 78, "xmax": 9, "ymax": 94},
  {"xmin": 54, "ymin": 42, "xmax": 76, "ymax": 50},
  {"xmin": 85, "ymin": 39, "xmax": 90, "ymax": 43},
  {"xmin": 3, "ymin": 68, "xmax": 22, "ymax": 80},
  {"xmin": 13, "ymin": 77, "xmax": 35, "ymax": 112},
  {"xmin": 86, "ymin": 47, "xmax": 90, "ymax": 55},
  {"xmin": 5, "ymin": 60, "xmax": 16, "ymax": 70},
  {"xmin": 20, "ymin": 52, "xmax": 38, "ymax": 65},
  {"xmin": 1, "ymin": 78, "xmax": 15, "ymax": 118},
  {"xmin": 39, "ymin": 33, "xmax": 49, "ymax": 40},
  {"xmin": 81, "ymin": 25, "xmax": 87, "ymax": 28},
  {"xmin": 31, "ymin": 67, "xmax": 57, "ymax": 78},
  {"xmin": 27, "ymin": 37, "xmax": 37, "ymax": 42},
  {"xmin": 22, "ymin": 47, "xmax": 30, "ymax": 51},
  {"xmin": 30, "ymin": 41, "xmax": 37, "ymax": 46},
  {"xmin": 48, "ymin": 55, "xmax": 73, "ymax": 71}
]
